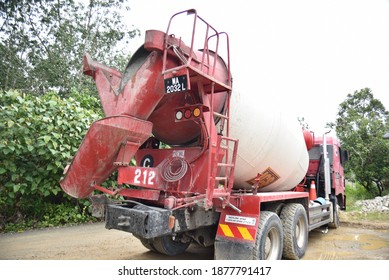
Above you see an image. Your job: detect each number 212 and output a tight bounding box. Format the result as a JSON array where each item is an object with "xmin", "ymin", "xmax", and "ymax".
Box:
[{"xmin": 134, "ymin": 169, "xmax": 155, "ymax": 185}]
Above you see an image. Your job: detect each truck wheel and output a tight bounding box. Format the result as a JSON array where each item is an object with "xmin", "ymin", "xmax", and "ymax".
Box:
[
  {"xmin": 253, "ymin": 211, "xmax": 283, "ymax": 260},
  {"xmin": 329, "ymin": 199, "xmax": 340, "ymax": 229},
  {"xmin": 136, "ymin": 236, "xmax": 157, "ymax": 252},
  {"xmin": 280, "ymin": 203, "xmax": 308, "ymax": 260},
  {"xmin": 152, "ymin": 235, "xmax": 191, "ymax": 256},
  {"xmin": 265, "ymin": 202, "xmax": 285, "ymax": 216}
]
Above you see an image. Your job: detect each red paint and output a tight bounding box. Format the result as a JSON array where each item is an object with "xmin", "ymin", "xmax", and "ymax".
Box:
[
  {"xmin": 59, "ymin": 115, "xmax": 152, "ymax": 198},
  {"xmin": 303, "ymin": 130, "xmax": 314, "ymax": 150},
  {"xmin": 307, "ymin": 135, "xmax": 346, "ymax": 198}
]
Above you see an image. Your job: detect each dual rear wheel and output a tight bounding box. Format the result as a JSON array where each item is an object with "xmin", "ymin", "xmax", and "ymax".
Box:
[
  {"xmin": 136, "ymin": 234, "xmax": 191, "ymax": 256},
  {"xmin": 137, "ymin": 202, "xmax": 309, "ymax": 259},
  {"xmin": 254, "ymin": 203, "xmax": 308, "ymax": 260}
]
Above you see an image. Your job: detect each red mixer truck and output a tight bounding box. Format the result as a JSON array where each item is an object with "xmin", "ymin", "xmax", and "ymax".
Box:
[{"xmin": 59, "ymin": 9, "xmax": 347, "ymax": 260}]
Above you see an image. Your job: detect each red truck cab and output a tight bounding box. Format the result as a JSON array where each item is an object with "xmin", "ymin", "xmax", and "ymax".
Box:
[{"xmin": 306, "ymin": 135, "xmax": 348, "ymax": 210}]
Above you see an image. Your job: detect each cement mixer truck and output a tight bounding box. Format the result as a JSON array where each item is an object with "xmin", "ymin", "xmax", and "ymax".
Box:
[{"xmin": 60, "ymin": 9, "xmax": 347, "ymax": 260}]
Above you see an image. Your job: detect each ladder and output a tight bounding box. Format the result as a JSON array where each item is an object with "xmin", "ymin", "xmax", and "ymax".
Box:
[
  {"xmin": 207, "ymin": 80, "xmax": 238, "ymax": 208},
  {"xmin": 162, "ymin": 9, "xmax": 238, "ymax": 209},
  {"xmin": 161, "ymin": 9, "xmax": 232, "ymax": 93}
]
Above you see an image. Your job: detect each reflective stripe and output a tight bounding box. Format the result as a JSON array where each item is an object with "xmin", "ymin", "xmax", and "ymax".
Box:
[
  {"xmin": 237, "ymin": 226, "xmax": 254, "ymax": 241},
  {"xmin": 219, "ymin": 224, "xmax": 234, "ymax": 238},
  {"xmin": 218, "ymin": 224, "xmax": 256, "ymax": 241}
]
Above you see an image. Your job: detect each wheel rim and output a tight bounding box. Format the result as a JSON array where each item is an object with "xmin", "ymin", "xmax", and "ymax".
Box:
[
  {"xmin": 296, "ymin": 215, "xmax": 307, "ymax": 248},
  {"xmin": 265, "ymin": 227, "xmax": 281, "ymax": 259}
]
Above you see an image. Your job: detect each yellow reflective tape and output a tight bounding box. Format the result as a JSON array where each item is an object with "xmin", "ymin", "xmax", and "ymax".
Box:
[
  {"xmin": 237, "ymin": 226, "xmax": 254, "ymax": 240},
  {"xmin": 219, "ymin": 224, "xmax": 234, "ymax": 238}
]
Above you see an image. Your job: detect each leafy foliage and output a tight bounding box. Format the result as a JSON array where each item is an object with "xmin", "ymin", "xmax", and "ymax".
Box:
[
  {"xmin": 0, "ymin": 90, "xmax": 103, "ymax": 230},
  {"xmin": 0, "ymin": 0, "xmax": 141, "ymax": 231},
  {"xmin": 346, "ymin": 182, "xmax": 375, "ymax": 204},
  {"xmin": 328, "ymin": 88, "xmax": 389, "ymax": 196},
  {"xmin": 4, "ymin": 202, "xmax": 96, "ymax": 232},
  {"xmin": 0, "ymin": 0, "xmax": 139, "ymax": 95},
  {"xmin": 298, "ymin": 117, "xmax": 310, "ymax": 130}
]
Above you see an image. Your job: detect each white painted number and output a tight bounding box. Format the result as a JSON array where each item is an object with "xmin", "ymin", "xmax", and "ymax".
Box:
[
  {"xmin": 134, "ymin": 169, "xmax": 141, "ymax": 184},
  {"xmin": 134, "ymin": 169, "xmax": 155, "ymax": 186},
  {"xmin": 148, "ymin": 171, "xmax": 156, "ymax": 185}
]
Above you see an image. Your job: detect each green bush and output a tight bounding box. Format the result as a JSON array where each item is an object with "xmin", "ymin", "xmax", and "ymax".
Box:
[
  {"xmin": 0, "ymin": 90, "xmax": 103, "ymax": 230},
  {"xmin": 346, "ymin": 181, "xmax": 379, "ymax": 211},
  {"xmin": 346, "ymin": 182, "xmax": 372, "ymax": 201},
  {"xmin": 4, "ymin": 201, "xmax": 97, "ymax": 232}
]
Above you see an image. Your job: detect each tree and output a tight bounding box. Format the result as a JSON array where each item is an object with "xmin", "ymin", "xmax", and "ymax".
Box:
[
  {"xmin": 298, "ymin": 117, "xmax": 310, "ymax": 130},
  {"xmin": 0, "ymin": 0, "xmax": 140, "ymax": 95},
  {"xmin": 328, "ymin": 88, "xmax": 389, "ymax": 196}
]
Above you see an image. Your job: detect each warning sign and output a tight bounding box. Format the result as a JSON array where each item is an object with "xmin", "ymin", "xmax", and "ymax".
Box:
[
  {"xmin": 225, "ymin": 215, "xmax": 256, "ymax": 226},
  {"xmin": 246, "ymin": 167, "xmax": 280, "ymax": 188}
]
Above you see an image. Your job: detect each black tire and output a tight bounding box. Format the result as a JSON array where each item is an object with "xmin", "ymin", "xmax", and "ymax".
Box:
[
  {"xmin": 280, "ymin": 203, "xmax": 308, "ymax": 260},
  {"xmin": 265, "ymin": 202, "xmax": 285, "ymax": 216},
  {"xmin": 152, "ymin": 235, "xmax": 191, "ymax": 256},
  {"xmin": 328, "ymin": 199, "xmax": 340, "ymax": 229},
  {"xmin": 139, "ymin": 237, "xmax": 157, "ymax": 252},
  {"xmin": 253, "ymin": 211, "xmax": 283, "ymax": 260}
]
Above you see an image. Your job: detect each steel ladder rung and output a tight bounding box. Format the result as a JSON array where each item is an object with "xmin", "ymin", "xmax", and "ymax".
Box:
[
  {"xmin": 213, "ymin": 112, "xmax": 229, "ymax": 119},
  {"xmin": 215, "ymin": 176, "xmax": 228, "ymax": 181},
  {"xmin": 217, "ymin": 163, "xmax": 234, "ymax": 167}
]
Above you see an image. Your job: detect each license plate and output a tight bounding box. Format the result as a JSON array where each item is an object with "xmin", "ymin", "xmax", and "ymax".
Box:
[{"xmin": 164, "ymin": 75, "xmax": 188, "ymax": 94}]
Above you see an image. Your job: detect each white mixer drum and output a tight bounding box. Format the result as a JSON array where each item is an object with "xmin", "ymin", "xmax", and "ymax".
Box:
[{"xmin": 229, "ymin": 90, "xmax": 309, "ymax": 192}]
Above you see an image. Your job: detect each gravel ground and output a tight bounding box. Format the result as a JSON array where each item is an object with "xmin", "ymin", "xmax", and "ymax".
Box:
[{"xmin": 0, "ymin": 216, "xmax": 388, "ymax": 260}]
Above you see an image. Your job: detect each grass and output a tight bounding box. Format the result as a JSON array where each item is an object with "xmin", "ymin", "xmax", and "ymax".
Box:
[{"xmin": 341, "ymin": 211, "xmax": 389, "ymax": 222}]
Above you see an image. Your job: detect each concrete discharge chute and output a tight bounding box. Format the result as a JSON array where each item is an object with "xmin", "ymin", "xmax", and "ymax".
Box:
[{"xmin": 60, "ymin": 115, "xmax": 152, "ymax": 198}]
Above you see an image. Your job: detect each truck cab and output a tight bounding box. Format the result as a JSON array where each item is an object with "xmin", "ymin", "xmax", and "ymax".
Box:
[{"xmin": 307, "ymin": 135, "xmax": 348, "ymax": 210}]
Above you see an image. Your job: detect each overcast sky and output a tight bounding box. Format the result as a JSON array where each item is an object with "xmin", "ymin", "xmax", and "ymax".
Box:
[{"xmin": 125, "ymin": 0, "xmax": 389, "ymax": 135}]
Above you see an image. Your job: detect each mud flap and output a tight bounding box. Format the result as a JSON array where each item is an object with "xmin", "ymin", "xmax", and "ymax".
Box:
[
  {"xmin": 214, "ymin": 237, "xmax": 255, "ymax": 260},
  {"xmin": 60, "ymin": 115, "xmax": 152, "ymax": 198},
  {"xmin": 214, "ymin": 211, "xmax": 259, "ymax": 259}
]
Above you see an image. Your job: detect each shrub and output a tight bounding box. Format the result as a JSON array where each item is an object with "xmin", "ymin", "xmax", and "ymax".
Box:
[
  {"xmin": 0, "ymin": 90, "xmax": 102, "ymax": 230},
  {"xmin": 4, "ymin": 201, "xmax": 97, "ymax": 232}
]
